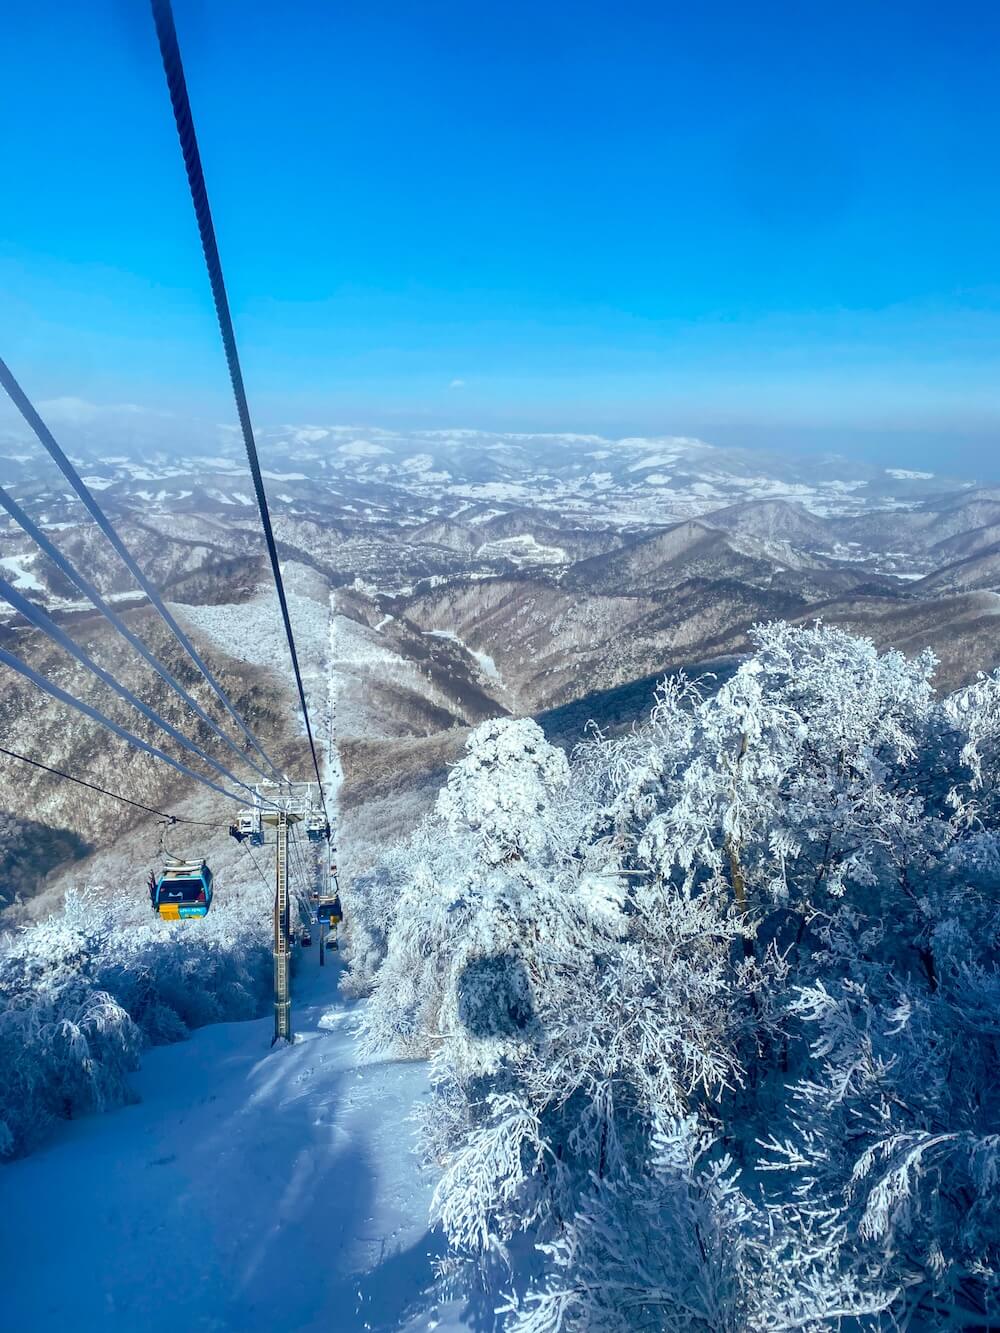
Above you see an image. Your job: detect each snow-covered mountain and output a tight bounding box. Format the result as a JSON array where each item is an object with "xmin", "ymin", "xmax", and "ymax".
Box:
[
  {"xmin": 0, "ymin": 424, "xmax": 977, "ymax": 531},
  {"xmin": 3, "ymin": 425, "xmax": 1000, "ymax": 906}
]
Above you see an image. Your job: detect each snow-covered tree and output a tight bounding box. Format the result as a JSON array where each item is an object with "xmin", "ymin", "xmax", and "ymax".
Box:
[
  {"xmin": 604, "ymin": 622, "xmax": 942, "ymax": 935},
  {"xmin": 362, "ymin": 718, "xmax": 589, "ymax": 1061},
  {"xmin": 0, "ymin": 875, "xmax": 273, "ymax": 1158},
  {"xmin": 359, "ymin": 621, "xmax": 1000, "ymax": 1329},
  {"xmin": 436, "ymin": 717, "xmax": 573, "ymax": 866},
  {"xmin": 363, "ymin": 717, "xmax": 766, "ymax": 1319},
  {"xmin": 761, "ymin": 876, "xmax": 1000, "ymax": 1327}
]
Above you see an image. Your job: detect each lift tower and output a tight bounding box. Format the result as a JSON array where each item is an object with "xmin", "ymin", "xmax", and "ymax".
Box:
[
  {"xmin": 246, "ymin": 781, "xmax": 318, "ymax": 1044},
  {"xmin": 273, "ymin": 809, "xmax": 291, "ymax": 1042}
]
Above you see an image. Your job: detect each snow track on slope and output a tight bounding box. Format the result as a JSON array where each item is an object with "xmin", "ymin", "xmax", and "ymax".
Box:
[
  {"xmin": 0, "ymin": 962, "xmax": 467, "ymax": 1333},
  {"xmin": 2, "ymin": 585, "xmax": 474, "ymax": 1333}
]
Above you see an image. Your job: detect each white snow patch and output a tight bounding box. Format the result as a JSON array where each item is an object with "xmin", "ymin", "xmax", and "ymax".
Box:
[
  {"xmin": 172, "ymin": 570, "xmax": 329, "ymax": 737},
  {"xmin": 195, "ymin": 457, "xmax": 245, "ymax": 473},
  {"xmin": 0, "ymin": 553, "xmax": 44, "ymax": 592},
  {"xmin": 627, "ymin": 453, "xmax": 682, "ymax": 472},
  {"xmin": 287, "ymin": 427, "xmax": 331, "ymax": 445},
  {"xmin": 0, "ymin": 964, "xmax": 455, "ymax": 1333},
  {"xmin": 428, "ymin": 629, "xmax": 503, "ymax": 683},
  {"xmin": 477, "ymin": 533, "xmax": 569, "ymax": 565},
  {"xmin": 337, "ymin": 440, "xmax": 391, "ymax": 459}
]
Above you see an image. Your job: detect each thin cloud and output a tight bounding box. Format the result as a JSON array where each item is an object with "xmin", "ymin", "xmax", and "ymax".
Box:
[
  {"xmin": 448, "ymin": 379, "xmax": 465, "ymax": 390},
  {"xmin": 36, "ymin": 396, "xmax": 139, "ymax": 424}
]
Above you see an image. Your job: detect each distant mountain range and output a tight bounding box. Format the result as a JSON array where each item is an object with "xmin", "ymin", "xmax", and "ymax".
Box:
[{"xmin": 3, "ymin": 427, "xmax": 999, "ymax": 904}]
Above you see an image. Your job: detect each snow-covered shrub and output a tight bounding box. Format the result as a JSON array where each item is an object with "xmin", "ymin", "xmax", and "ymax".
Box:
[
  {"xmin": 945, "ymin": 667, "xmax": 1000, "ymax": 816},
  {"xmin": 436, "ymin": 717, "xmax": 572, "ymax": 867},
  {"xmin": 762, "ymin": 885, "xmax": 1000, "ymax": 1329},
  {"xmin": 338, "ymin": 836, "xmax": 415, "ymax": 999},
  {"xmin": 507, "ymin": 1113, "xmax": 898, "ymax": 1333},
  {"xmin": 360, "ymin": 623, "xmax": 1000, "ymax": 1329},
  {"xmin": 0, "ymin": 876, "xmax": 272, "ymax": 1159},
  {"xmin": 361, "ymin": 719, "xmax": 589, "ymax": 1059}
]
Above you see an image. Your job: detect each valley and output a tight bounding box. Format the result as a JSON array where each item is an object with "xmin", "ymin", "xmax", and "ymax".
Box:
[{"xmin": 2, "ymin": 426, "xmax": 999, "ymax": 907}]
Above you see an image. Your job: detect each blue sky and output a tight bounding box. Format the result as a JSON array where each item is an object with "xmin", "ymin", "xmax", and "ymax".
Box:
[{"xmin": 2, "ymin": 0, "xmax": 1000, "ymax": 472}]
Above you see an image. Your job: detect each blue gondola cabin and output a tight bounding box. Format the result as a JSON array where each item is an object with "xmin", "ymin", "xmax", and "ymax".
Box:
[
  {"xmin": 316, "ymin": 894, "xmax": 342, "ymax": 925},
  {"xmin": 151, "ymin": 860, "xmax": 214, "ymax": 919}
]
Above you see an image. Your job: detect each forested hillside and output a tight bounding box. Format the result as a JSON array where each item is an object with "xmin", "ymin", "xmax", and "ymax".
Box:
[{"xmin": 348, "ymin": 622, "xmax": 1000, "ymax": 1331}]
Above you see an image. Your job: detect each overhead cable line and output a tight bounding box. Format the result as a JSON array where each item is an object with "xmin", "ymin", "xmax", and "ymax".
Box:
[
  {"xmin": 289, "ymin": 827, "xmax": 316, "ymax": 926},
  {"xmin": 289, "ymin": 826, "xmax": 312, "ymax": 900},
  {"xmin": 0, "ymin": 645, "xmax": 247, "ymax": 805},
  {"xmin": 238, "ymin": 838, "xmax": 272, "ymax": 894},
  {"xmin": 0, "ymin": 574, "xmax": 262, "ymax": 800},
  {"xmin": 0, "ymin": 482, "xmax": 276, "ymax": 784},
  {"xmin": 0, "ymin": 355, "xmax": 283, "ymax": 782},
  {"xmin": 0, "ymin": 742, "xmax": 224, "ymax": 826},
  {"xmin": 150, "ymin": 0, "xmax": 328, "ymax": 819}
]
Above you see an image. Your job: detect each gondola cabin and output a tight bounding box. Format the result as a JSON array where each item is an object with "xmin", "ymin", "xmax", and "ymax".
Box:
[
  {"xmin": 306, "ymin": 811, "xmax": 329, "ymax": 843},
  {"xmin": 237, "ymin": 807, "xmax": 264, "ymax": 847},
  {"xmin": 152, "ymin": 860, "xmax": 214, "ymax": 919},
  {"xmin": 317, "ymin": 894, "xmax": 342, "ymax": 925}
]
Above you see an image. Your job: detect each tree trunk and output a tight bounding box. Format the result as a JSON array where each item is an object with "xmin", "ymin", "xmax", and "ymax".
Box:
[
  {"xmin": 727, "ymin": 731, "xmax": 755, "ymax": 960},
  {"xmin": 726, "ymin": 834, "xmax": 755, "ymax": 960}
]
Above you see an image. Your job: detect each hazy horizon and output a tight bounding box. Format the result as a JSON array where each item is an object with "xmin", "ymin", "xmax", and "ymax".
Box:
[
  {"xmin": 3, "ymin": 0, "xmax": 1000, "ymax": 482},
  {"xmin": 1, "ymin": 390, "xmax": 997, "ymax": 485}
]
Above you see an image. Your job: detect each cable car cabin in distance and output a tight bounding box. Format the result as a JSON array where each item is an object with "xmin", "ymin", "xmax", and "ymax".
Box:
[
  {"xmin": 151, "ymin": 860, "xmax": 214, "ymax": 919},
  {"xmin": 237, "ymin": 807, "xmax": 264, "ymax": 847},
  {"xmin": 317, "ymin": 894, "xmax": 342, "ymax": 924},
  {"xmin": 306, "ymin": 810, "xmax": 329, "ymax": 842}
]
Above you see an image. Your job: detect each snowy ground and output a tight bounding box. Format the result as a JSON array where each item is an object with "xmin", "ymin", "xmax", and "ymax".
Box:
[
  {"xmin": 328, "ymin": 603, "xmax": 464, "ymax": 742},
  {"xmin": 0, "ymin": 958, "xmax": 469, "ymax": 1333},
  {"xmin": 427, "ymin": 628, "xmax": 503, "ymax": 687},
  {"xmin": 3, "ymin": 592, "xmax": 475, "ymax": 1333},
  {"xmin": 171, "ymin": 562, "xmax": 332, "ymax": 747}
]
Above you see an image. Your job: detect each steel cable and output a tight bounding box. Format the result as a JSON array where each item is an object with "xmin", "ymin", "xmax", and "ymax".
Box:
[
  {"xmin": 0, "ymin": 575, "xmax": 265, "ymax": 799},
  {"xmin": 150, "ymin": 0, "xmax": 328, "ymax": 820},
  {"xmin": 238, "ymin": 837, "xmax": 272, "ymax": 895},
  {"xmin": 0, "ymin": 645, "xmax": 247, "ymax": 805},
  {"xmin": 0, "ymin": 742, "xmax": 225, "ymax": 826},
  {"xmin": 0, "ymin": 481, "xmax": 276, "ymax": 783},
  {"xmin": 0, "ymin": 355, "xmax": 283, "ymax": 781}
]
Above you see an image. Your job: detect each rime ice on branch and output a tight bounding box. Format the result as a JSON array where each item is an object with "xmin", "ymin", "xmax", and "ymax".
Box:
[{"xmin": 354, "ymin": 622, "xmax": 1000, "ymax": 1332}]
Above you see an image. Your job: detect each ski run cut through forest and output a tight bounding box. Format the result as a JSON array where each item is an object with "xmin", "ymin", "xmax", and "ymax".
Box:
[
  {"xmin": 3, "ymin": 617, "xmax": 1000, "ymax": 1332},
  {"xmin": 0, "ymin": 959, "xmax": 460, "ymax": 1333}
]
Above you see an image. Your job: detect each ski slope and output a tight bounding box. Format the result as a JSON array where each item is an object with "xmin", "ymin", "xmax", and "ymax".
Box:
[{"xmin": 1, "ymin": 957, "xmax": 466, "ymax": 1333}]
